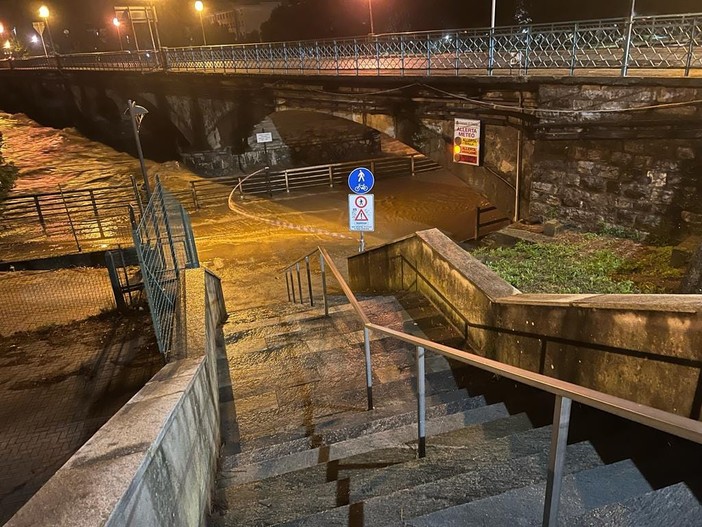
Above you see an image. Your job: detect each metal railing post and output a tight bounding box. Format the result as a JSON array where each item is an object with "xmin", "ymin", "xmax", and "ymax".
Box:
[
  {"xmin": 416, "ymin": 345, "xmax": 427, "ymax": 458},
  {"xmin": 283, "ymin": 42, "xmax": 288, "ymax": 73},
  {"xmin": 375, "ymin": 38, "xmax": 380, "ymax": 75},
  {"xmin": 290, "ymin": 271, "xmax": 297, "ymax": 303},
  {"xmin": 401, "ymin": 35, "xmax": 406, "ymax": 76},
  {"xmin": 621, "ymin": 9, "xmax": 636, "ymax": 76},
  {"xmin": 363, "ymin": 327, "xmax": 374, "ymax": 410},
  {"xmin": 320, "ymin": 253, "xmax": 328, "ymax": 316},
  {"xmin": 328, "ymin": 166, "xmax": 334, "ymax": 187},
  {"xmin": 296, "ymin": 262, "xmax": 303, "ymax": 303},
  {"xmin": 570, "ymin": 22, "xmax": 579, "ymax": 76},
  {"xmin": 334, "ymin": 40, "xmax": 339, "ymax": 75},
  {"xmin": 543, "ymin": 395, "xmax": 572, "ymax": 527},
  {"xmin": 410, "ymin": 155, "xmax": 416, "ymax": 177},
  {"xmin": 285, "ymin": 271, "xmax": 292, "ymax": 302},
  {"xmin": 305, "ymin": 256, "xmax": 314, "ymax": 307},
  {"xmin": 354, "ymin": 39, "xmax": 359, "ymax": 76},
  {"xmin": 426, "ymin": 33, "xmax": 431, "ymax": 75},
  {"xmin": 685, "ymin": 17, "xmax": 698, "ymax": 77},
  {"xmin": 488, "ymin": 28, "xmax": 495, "ymax": 75},
  {"xmin": 89, "ymin": 189, "xmax": 105, "ymax": 238},
  {"xmin": 159, "ymin": 184, "xmax": 181, "ymax": 277},
  {"xmin": 284, "ymin": 170, "xmax": 290, "ymax": 192}
]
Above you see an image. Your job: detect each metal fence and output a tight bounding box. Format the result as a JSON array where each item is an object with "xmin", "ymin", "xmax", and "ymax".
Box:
[
  {"xmin": 131, "ymin": 179, "xmax": 199, "ymax": 358},
  {"xmin": 189, "ymin": 153, "xmax": 440, "ymax": 209},
  {"xmin": 0, "ymin": 267, "xmax": 116, "ymax": 336},
  {"xmin": 0, "ymin": 180, "xmax": 142, "ymax": 253},
  {"xmin": 2, "ymin": 13, "xmax": 701, "ymax": 77}
]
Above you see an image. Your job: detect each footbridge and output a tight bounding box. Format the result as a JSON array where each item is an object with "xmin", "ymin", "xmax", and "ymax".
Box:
[{"xmin": 1, "ymin": 13, "xmax": 702, "ymax": 239}]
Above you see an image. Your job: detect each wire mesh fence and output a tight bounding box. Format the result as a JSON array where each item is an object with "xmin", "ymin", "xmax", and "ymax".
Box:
[
  {"xmin": 0, "ymin": 268, "xmax": 116, "ymax": 336},
  {"xmin": 131, "ymin": 179, "xmax": 199, "ymax": 358}
]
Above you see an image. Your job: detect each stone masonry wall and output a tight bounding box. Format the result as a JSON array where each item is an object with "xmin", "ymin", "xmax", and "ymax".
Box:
[
  {"xmin": 529, "ymin": 138, "xmax": 702, "ymax": 239},
  {"xmin": 528, "ymin": 82, "xmax": 702, "ymax": 241}
]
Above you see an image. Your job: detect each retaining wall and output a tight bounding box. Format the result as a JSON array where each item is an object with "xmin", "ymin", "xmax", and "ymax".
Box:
[
  {"xmin": 6, "ymin": 268, "xmax": 227, "ymax": 526},
  {"xmin": 348, "ymin": 229, "xmax": 702, "ymax": 420}
]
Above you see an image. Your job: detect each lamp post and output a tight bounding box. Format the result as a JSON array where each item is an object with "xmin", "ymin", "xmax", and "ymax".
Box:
[
  {"xmin": 127, "ymin": 100, "xmax": 151, "ymax": 199},
  {"xmin": 113, "ymin": 17, "xmax": 124, "ymax": 51},
  {"xmin": 38, "ymin": 5, "xmax": 54, "ymax": 54},
  {"xmin": 367, "ymin": 0, "xmax": 375, "ymax": 35},
  {"xmin": 194, "ymin": 1, "xmax": 207, "ymax": 46}
]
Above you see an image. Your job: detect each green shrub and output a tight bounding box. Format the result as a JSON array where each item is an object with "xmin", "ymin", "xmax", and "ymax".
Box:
[{"xmin": 473, "ymin": 241, "xmax": 636, "ymax": 294}]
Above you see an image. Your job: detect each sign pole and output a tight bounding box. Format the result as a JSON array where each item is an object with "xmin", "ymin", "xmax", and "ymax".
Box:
[{"xmin": 359, "ymin": 232, "xmax": 365, "ymax": 253}]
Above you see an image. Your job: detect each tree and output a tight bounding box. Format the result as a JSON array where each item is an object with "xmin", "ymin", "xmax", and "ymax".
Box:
[{"xmin": 0, "ymin": 133, "xmax": 18, "ymax": 201}]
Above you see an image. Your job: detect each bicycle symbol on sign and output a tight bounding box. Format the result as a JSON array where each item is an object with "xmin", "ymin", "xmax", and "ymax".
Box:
[{"xmin": 354, "ymin": 183, "xmax": 369, "ymax": 193}]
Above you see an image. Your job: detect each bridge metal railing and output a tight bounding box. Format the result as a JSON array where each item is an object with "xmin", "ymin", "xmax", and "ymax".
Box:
[
  {"xmin": 130, "ymin": 178, "xmax": 199, "ymax": 358},
  {"xmin": 281, "ymin": 245, "xmax": 702, "ymax": 527},
  {"xmin": 2, "ymin": 13, "xmax": 701, "ymax": 77}
]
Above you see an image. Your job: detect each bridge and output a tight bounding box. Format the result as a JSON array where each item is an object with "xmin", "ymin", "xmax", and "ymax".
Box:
[
  {"xmin": 1, "ymin": 13, "xmax": 702, "ymax": 240},
  {"xmin": 2, "ymin": 13, "xmax": 702, "ymax": 77}
]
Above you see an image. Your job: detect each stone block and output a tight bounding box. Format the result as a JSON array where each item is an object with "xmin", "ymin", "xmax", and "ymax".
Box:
[
  {"xmin": 671, "ymin": 236, "xmax": 702, "ymax": 267},
  {"xmin": 677, "ymin": 147, "xmax": 696, "ymax": 160},
  {"xmin": 579, "ymin": 176, "xmax": 606, "ymax": 193},
  {"xmin": 610, "ymin": 152, "xmax": 634, "ymax": 166},
  {"xmin": 531, "ymin": 182, "xmax": 556, "ymax": 193},
  {"xmin": 681, "ymin": 211, "xmax": 702, "ymax": 226},
  {"xmin": 543, "ymin": 220, "xmax": 563, "ymax": 237}
]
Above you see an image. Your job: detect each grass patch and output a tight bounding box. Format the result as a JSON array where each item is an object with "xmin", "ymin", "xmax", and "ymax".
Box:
[{"xmin": 473, "ymin": 241, "xmax": 637, "ymax": 294}]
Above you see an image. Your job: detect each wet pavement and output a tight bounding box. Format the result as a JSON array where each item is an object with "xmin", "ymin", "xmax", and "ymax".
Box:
[{"xmin": 0, "ymin": 312, "xmax": 162, "ymax": 524}]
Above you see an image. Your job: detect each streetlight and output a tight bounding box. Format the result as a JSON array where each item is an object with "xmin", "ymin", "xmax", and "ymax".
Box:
[
  {"xmin": 126, "ymin": 100, "xmax": 152, "ymax": 198},
  {"xmin": 38, "ymin": 5, "xmax": 55, "ymax": 54},
  {"xmin": 194, "ymin": 1, "xmax": 207, "ymax": 46},
  {"xmin": 0, "ymin": 23, "xmax": 5, "ymax": 35},
  {"xmin": 113, "ymin": 17, "xmax": 124, "ymax": 51},
  {"xmin": 488, "ymin": 0, "xmax": 497, "ymax": 75},
  {"xmin": 367, "ymin": 0, "xmax": 375, "ymax": 35}
]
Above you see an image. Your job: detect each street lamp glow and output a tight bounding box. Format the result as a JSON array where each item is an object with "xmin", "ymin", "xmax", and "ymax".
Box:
[
  {"xmin": 0, "ymin": 23, "xmax": 4, "ymax": 34},
  {"xmin": 3, "ymin": 40, "xmax": 10, "ymax": 50},
  {"xmin": 194, "ymin": 1, "xmax": 207, "ymax": 45},
  {"xmin": 113, "ymin": 17, "xmax": 120, "ymax": 27},
  {"xmin": 31, "ymin": 35, "xmax": 39, "ymax": 44},
  {"xmin": 39, "ymin": 5, "xmax": 50, "ymax": 19},
  {"xmin": 194, "ymin": 1, "xmax": 204, "ymax": 12}
]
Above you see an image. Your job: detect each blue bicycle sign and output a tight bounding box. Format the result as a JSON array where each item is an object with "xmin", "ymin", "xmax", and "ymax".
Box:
[{"xmin": 348, "ymin": 167, "xmax": 375, "ymax": 195}]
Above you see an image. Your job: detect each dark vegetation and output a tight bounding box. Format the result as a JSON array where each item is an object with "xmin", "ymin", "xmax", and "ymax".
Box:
[
  {"xmin": 473, "ymin": 232, "xmax": 684, "ymax": 294},
  {"xmin": 0, "ymin": 133, "xmax": 18, "ymax": 200}
]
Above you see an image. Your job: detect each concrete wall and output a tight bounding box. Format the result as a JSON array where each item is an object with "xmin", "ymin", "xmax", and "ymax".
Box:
[
  {"xmin": 348, "ymin": 229, "xmax": 702, "ymax": 420},
  {"xmin": 6, "ymin": 268, "xmax": 227, "ymax": 526}
]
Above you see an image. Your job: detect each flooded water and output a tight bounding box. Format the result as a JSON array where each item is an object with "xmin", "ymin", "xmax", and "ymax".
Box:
[{"xmin": 0, "ymin": 112, "xmax": 198, "ymax": 195}]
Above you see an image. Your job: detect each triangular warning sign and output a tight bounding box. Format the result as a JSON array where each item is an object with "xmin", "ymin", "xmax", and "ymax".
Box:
[{"xmin": 355, "ymin": 209, "xmax": 369, "ymax": 222}]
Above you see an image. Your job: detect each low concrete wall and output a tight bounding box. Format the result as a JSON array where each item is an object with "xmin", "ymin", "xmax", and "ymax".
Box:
[
  {"xmin": 348, "ymin": 229, "xmax": 702, "ymax": 419},
  {"xmin": 7, "ymin": 268, "xmax": 227, "ymax": 526}
]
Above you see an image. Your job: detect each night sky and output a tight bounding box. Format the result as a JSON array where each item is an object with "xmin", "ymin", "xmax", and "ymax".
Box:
[{"xmin": 0, "ymin": 0, "xmax": 700, "ymax": 50}]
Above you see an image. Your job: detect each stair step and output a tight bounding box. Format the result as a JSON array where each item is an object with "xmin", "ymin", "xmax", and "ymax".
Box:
[
  {"xmin": 221, "ymin": 389, "xmax": 484, "ymax": 471},
  {"xmin": 217, "ymin": 402, "xmax": 510, "ymax": 488},
  {"xmin": 406, "ymin": 459, "xmax": 653, "ymax": 527},
  {"xmin": 571, "ymin": 482, "xmax": 702, "ymax": 527},
  {"xmin": 228, "ymin": 366, "xmax": 477, "ymax": 454},
  {"xmin": 271, "ymin": 441, "xmax": 602, "ymax": 527},
  {"xmin": 214, "ymin": 413, "xmax": 536, "ymax": 518}
]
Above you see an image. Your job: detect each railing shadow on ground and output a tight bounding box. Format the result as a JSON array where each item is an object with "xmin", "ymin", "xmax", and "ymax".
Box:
[{"xmin": 281, "ymin": 243, "xmax": 702, "ymax": 527}]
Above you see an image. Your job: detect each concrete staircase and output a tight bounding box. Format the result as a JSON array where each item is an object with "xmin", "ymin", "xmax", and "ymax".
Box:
[{"xmin": 209, "ymin": 293, "xmax": 702, "ymax": 526}]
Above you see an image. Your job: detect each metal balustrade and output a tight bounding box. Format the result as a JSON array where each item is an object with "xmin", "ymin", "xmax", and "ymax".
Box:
[{"xmin": 2, "ymin": 13, "xmax": 701, "ymax": 77}]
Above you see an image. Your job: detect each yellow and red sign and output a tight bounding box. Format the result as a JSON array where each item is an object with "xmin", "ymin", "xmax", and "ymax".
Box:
[{"xmin": 453, "ymin": 118, "xmax": 481, "ymax": 166}]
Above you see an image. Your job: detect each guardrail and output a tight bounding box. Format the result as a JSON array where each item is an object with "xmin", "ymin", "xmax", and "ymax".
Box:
[
  {"xmin": 2, "ymin": 13, "xmax": 701, "ymax": 77},
  {"xmin": 0, "ymin": 179, "xmax": 142, "ymax": 250},
  {"xmin": 189, "ymin": 153, "xmax": 439, "ymax": 209},
  {"xmin": 281, "ymin": 245, "xmax": 702, "ymax": 526}
]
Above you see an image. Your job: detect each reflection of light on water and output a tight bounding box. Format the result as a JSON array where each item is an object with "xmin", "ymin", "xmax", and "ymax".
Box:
[{"xmin": 0, "ymin": 112, "xmax": 201, "ymax": 196}]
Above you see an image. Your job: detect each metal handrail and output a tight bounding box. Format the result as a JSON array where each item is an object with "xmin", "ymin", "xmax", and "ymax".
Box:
[{"xmin": 281, "ymin": 244, "xmax": 702, "ymax": 526}]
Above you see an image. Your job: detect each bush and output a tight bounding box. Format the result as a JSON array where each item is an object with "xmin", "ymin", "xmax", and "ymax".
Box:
[{"xmin": 0, "ymin": 133, "xmax": 18, "ymax": 200}]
